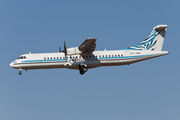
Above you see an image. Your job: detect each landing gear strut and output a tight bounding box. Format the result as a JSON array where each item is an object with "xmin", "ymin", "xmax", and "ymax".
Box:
[{"xmin": 79, "ymin": 64, "xmax": 88, "ymax": 75}]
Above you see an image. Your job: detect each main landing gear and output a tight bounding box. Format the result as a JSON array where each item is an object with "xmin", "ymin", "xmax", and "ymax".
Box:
[{"xmin": 79, "ymin": 64, "xmax": 88, "ymax": 75}]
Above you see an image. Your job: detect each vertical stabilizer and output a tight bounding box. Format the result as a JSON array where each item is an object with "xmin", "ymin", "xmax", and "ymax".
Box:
[{"xmin": 127, "ymin": 25, "xmax": 168, "ymax": 51}]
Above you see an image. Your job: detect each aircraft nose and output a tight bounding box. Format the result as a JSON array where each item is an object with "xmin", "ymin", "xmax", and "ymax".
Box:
[{"xmin": 10, "ymin": 62, "xmax": 14, "ymax": 67}]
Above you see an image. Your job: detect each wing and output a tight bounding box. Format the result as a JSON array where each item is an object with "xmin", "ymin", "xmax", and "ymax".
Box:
[{"xmin": 78, "ymin": 38, "xmax": 97, "ymax": 53}]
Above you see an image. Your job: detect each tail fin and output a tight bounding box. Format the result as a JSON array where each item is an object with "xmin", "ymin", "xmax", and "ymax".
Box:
[{"xmin": 127, "ymin": 25, "xmax": 168, "ymax": 51}]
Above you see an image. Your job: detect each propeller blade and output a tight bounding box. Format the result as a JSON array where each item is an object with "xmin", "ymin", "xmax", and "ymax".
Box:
[
  {"xmin": 59, "ymin": 45, "xmax": 61, "ymax": 52},
  {"xmin": 64, "ymin": 40, "xmax": 67, "ymax": 57}
]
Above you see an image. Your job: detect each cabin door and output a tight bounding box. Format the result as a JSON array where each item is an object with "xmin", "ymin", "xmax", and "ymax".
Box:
[{"xmin": 125, "ymin": 51, "xmax": 130, "ymax": 63}]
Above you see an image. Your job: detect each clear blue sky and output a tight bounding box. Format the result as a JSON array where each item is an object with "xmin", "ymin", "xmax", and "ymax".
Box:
[{"xmin": 1, "ymin": 0, "xmax": 180, "ymax": 120}]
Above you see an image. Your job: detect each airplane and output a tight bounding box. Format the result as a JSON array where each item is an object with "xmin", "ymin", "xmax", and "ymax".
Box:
[{"xmin": 10, "ymin": 25, "xmax": 169, "ymax": 75}]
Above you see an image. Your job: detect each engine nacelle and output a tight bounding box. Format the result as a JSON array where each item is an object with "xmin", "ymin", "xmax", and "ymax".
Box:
[{"xmin": 66, "ymin": 47, "xmax": 82, "ymax": 54}]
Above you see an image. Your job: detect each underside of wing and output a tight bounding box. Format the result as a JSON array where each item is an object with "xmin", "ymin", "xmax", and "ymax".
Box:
[{"xmin": 78, "ymin": 38, "xmax": 97, "ymax": 53}]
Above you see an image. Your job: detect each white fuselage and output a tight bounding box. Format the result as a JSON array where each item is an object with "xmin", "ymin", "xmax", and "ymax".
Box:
[{"xmin": 10, "ymin": 50, "xmax": 169, "ymax": 70}]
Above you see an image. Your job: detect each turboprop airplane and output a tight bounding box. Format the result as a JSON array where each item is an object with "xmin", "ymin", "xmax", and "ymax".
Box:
[{"xmin": 10, "ymin": 25, "xmax": 169, "ymax": 75}]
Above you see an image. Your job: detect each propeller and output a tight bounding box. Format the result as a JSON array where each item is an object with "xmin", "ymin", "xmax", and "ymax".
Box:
[
  {"xmin": 63, "ymin": 40, "xmax": 68, "ymax": 58},
  {"xmin": 59, "ymin": 45, "xmax": 61, "ymax": 52}
]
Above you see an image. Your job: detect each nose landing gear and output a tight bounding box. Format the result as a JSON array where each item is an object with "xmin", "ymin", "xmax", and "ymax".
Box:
[{"xmin": 18, "ymin": 69, "xmax": 22, "ymax": 75}]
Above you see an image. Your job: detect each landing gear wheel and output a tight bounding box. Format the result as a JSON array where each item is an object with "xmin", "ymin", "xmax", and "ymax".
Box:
[
  {"xmin": 19, "ymin": 71, "xmax": 22, "ymax": 75},
  {"xmin": 81, "ymin": 67, "xmax": 87, "ymax": 72},
  {"xmin": 80, "ymin": 70, "xmax": 85, "ymax": 75},
  {"xmin": 79, "ymin": 65, "xmax": 88, "ymax": 75}
]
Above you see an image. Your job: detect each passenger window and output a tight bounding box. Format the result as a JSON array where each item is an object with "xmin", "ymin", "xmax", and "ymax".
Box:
[
  {"xmin": 112, "ymin": 55, "xmax": 114, "ymax": 57},
  {"xmin": 109, "ymin": 55, "xmax": 111, "ymax": 57},
  {"xmin": 44, "ymin": 58, "xmax": 46, "ymax": 60},
  {"xmin": 121, "ymin": 54, "xmax": 123, "ymax": 57},
  {"xmin": 99, "ymin": 55, "xmax": 101, "ymax": 58},
  {"xmin": 47, "ymin": 58, "xmax": 49, "ymax": 60}
]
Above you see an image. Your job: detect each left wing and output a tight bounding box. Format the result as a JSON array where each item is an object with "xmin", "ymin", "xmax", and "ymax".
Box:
[{"xmin": 78, "ymin": 38, "xmax": 97, "ymax": 53}]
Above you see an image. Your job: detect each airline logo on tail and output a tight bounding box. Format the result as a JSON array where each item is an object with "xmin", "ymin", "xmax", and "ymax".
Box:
[{"xmin": 126, "ymin": 25, "xmax": 168, "ymax": 51}]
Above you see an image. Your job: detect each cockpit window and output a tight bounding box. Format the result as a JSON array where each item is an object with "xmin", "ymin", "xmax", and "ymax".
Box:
[{"xmin": 17, "ymin": 56, "xmax": 26, "ymax": 59}]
